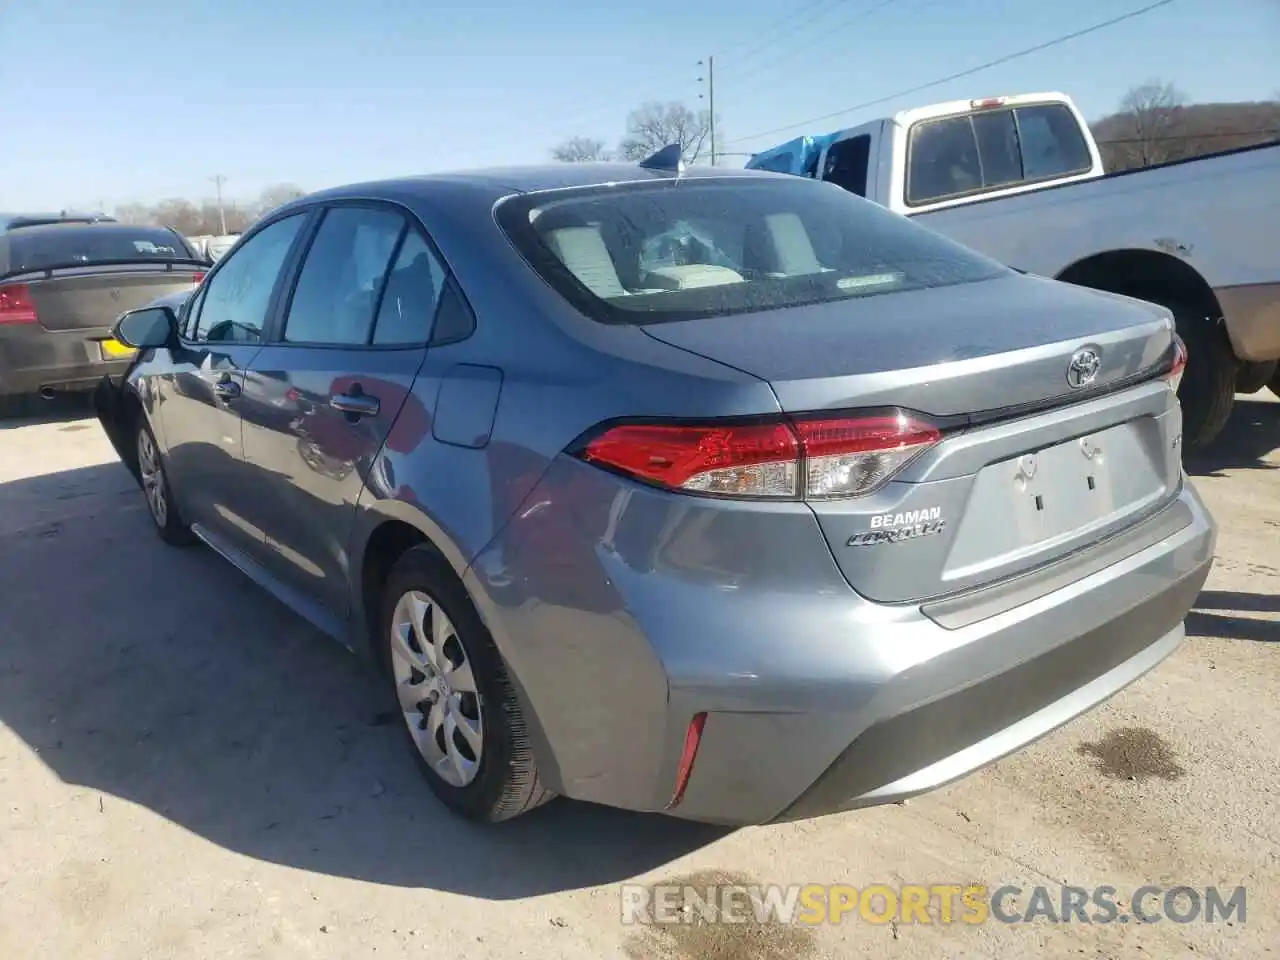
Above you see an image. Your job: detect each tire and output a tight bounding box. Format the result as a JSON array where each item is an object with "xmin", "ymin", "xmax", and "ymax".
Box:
[
  {"xmin": 1170, "ymin": 303, "xmax": 1238, "ymax": 451},
  {"xmin": 135, "ymin": 418, "xmax": 196, "ymax": 546},
  {"xmin": 1271, "ymin": 366, "xmax": 1280, "ymax": 400},
  {"xmin": 380, "ymin": 545, "xmax": 554, "ymax": 822}
]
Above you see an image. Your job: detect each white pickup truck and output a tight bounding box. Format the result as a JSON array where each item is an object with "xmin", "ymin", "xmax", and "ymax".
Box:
[{"xmin": 746, "ymin": 92, "xmax": 1280, "ymax": 449}]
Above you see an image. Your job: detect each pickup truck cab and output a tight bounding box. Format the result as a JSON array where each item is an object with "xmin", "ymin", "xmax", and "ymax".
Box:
[{"xmin": 747, "ymin": 92, "xmax": 1280, "ymax": 449}]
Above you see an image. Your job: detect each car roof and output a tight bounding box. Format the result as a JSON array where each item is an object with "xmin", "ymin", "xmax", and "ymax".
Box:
[{"xmin": 286, "ymin": 163, "xmax": 788, "ymax": 212}]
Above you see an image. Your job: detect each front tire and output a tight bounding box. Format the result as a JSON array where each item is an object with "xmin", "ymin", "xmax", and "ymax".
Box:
[
  {"xmin": 381, "ymin": 545, "xmax": 554, "ymax": 822},
  {"xmin": 135, "ymin": 419, "xmax": 195, "ymax": 546}
]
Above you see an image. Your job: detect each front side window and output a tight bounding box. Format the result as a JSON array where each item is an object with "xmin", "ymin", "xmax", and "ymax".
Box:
[
  {"xmin": 191, "ymin": 213, "xmax": 306, "ymax": 343},
  {"xmin": 496, "ymin": 176, "xmax": 1008, "ymax": 326},
  {"xmin": 822, "ymin": 135, "xmax": 871, "ymax": 197},
  {"xmin": 284, "ymin": 206, "xmax": 406, "ymax": 345}
]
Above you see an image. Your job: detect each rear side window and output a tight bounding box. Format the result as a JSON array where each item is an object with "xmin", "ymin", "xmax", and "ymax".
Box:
[
  {"xmin": 496, "ymin": 176, "xmax": 1008, "ymax": 326},
  {"xmin": 3, "ymin": 225, "xmax": 195, "ymax": 274},
  {"xmin": 906, "ymin": 103, "xmax": 1093, "ymax": 206},
  {"xmin": 372, "ymin": 229, "xmax": 448, "ymax": 345}
]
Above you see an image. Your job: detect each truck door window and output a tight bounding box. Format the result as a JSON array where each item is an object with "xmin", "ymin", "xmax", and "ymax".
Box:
[
  {"xmin": 1014, "ymin": 104, "xmax": 1093, "ymax": 180},
  {"xmin": 822, "ymin": 135, "xmax": 870, "ymax": 197}
]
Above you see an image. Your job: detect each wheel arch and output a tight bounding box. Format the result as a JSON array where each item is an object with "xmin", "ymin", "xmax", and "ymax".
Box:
[
  {"xmin": 348, "ymin": 499, "xmax": 564, "ymax": 794},
  {"xmin": 1055, "ymin": 248, "xmax": 1225, "ymax": 331}
]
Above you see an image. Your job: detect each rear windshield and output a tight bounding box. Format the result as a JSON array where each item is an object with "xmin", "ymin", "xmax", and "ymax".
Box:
[
  {"xmin": 496, "ymin": 176, "xmax": 1008, "ymax": 325},
  {"xmin": 2, "ymin": 224, "xmax": 196, "ymax": 274},
  {"xmin": 905, "ymin": 103, "xmax": 1094, "ymax": 207}
]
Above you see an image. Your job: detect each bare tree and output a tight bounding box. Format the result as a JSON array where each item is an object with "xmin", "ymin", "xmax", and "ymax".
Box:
[
  {"xmin": 1109, "ymin": 80, "xmax": 1189, "ymax": 168},
  {"xmin": 551, "ymin": 137, "xmax": 612, "ymax": 163},
  {"xmin": 256, "ymin": 183, "xmax": 307, "ymax": 216},
  {"xmin": 616, "ymin": 101, "xmax": 715, "ymax": 164}
]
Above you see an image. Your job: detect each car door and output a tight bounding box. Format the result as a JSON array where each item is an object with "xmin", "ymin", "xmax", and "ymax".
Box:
[
  {"xmin": 155, "ymin": 211, "xmax": 311, "ymax": 560},
  {"xmin": 241, "ymin": 203, "xmax": 446, "ymax": 615}
]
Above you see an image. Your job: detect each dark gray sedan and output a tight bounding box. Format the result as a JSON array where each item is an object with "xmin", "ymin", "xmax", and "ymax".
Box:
[
  {"xmin": 95, "ymin": 155, "xmax": 1215, "ymax": 826},
  {"xmin": 0, "ymin": 220, "xmax": 205, "ymax": 407}
]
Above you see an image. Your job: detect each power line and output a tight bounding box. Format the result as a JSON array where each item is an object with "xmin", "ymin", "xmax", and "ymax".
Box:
[
  {"xmin": 713, "ymin": 0, "xmax": 848, "ymax": 67},
  {"xmin": 719, "ymin": 0, "xmax": 905, "ymax": 90},
  {"xmin": 723, "ymin": 0, "xmax": 1180, "ymax": 148}
]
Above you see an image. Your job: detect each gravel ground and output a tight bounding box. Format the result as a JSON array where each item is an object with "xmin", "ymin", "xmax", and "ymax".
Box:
[{"xmin": 1, "ymin": 394, "xmax": 1277, "ymax": 960}]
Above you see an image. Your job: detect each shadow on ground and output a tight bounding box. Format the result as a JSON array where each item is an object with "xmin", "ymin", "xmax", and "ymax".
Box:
[
  {"xmin": 0, "ymin": 462, "xmax": 728, "ymax": 898},
  {"xmin": 1185, "ymin": 396, "xmax": 1280, "ymax": 476},
  {"xmin": 0, "ymin": 392, "xmax": 95, "ymax": 430}
]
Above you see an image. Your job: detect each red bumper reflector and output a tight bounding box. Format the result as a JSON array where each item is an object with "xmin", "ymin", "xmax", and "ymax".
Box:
[{"xmin": 667, "ymin": 712, "xmax": 707, "ymax": 809}]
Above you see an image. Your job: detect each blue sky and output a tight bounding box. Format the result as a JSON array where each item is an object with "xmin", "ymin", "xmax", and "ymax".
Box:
[{"xmin": 0, "ymin": 0, "xmax": 1275, "ymax": 210}]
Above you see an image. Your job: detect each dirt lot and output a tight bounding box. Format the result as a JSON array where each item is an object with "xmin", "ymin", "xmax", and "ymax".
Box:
[{"xmin": 1, "ymin": 395, "xmax": 1277, "ymax": 960}]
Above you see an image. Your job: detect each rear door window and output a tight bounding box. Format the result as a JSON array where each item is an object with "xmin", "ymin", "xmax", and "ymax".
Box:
[
  {"xmin": 906, "ymin": 103, "xmax": 1092, "ymax": 206},
  {"xmin": 283, "ymin": 206, "xmax": 406, "ymax": 345}
]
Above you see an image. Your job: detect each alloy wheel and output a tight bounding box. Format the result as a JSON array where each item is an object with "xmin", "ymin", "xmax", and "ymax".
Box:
[
  {"xmin": 136, "ymin": 428, "xmax": 168, "ymax": 528},
  {"xmin": 390, "ymin": 589, "xmax": 485, "ymax": 787}
]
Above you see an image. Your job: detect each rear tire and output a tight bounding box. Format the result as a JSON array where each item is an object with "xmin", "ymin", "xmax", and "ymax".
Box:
[
  {"xmin": 380, "ymin": 545, "xmax": 554, "ymax": 823},
  {"xmin": 135, "ymin": 418, "xmax": 195, "ymax": 547},
  {"xmin": 1170, "ymin": 304, "xmax": 1237, "ymax": 451}
]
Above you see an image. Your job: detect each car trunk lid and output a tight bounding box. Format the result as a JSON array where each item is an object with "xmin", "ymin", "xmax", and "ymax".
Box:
[
  {"xmin": 20, "ymin": 265, "xmax": 204, "ymax": 332},
  {"xmin": 640, "ymin": 273, "xmax": 1184, "ymax": 603}
]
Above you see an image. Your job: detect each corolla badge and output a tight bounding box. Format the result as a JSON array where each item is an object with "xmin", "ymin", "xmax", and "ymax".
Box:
[
  {"xmin": 846, "ymin": 507, "xmax": 946, "ymax": 547},
  {"xmin": 1066, "ymin": 348, "xmax": 1101, "ymax": 389}
]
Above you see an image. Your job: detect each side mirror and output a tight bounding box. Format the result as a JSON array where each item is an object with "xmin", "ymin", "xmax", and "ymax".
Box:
[{"xmin": 113, "ymin": 305, "xmax": 178, "ymax": 349}]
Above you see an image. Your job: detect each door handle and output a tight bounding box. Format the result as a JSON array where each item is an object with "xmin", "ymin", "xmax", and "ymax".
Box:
[
  {"xmin": 330, "ymin": 389, "xmax": 380, "ymax": 418},
  {"xmin": 213, "ymin": 376, "xmax": 241, "ymax": 401}
]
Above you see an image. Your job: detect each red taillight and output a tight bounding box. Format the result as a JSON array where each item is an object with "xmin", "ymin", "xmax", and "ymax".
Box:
[
  {"xmin": 579, "ymin": 409, "xmax": 942, "ymax": 500},
  {"xmin": 192, "ymin": 271, "xmax": 205, "ymax": 285},
  {"xmin": 1165, "ymin": 333, "xmax": 1188, "ymax": 392},
  {"xmin": 0, "ymin": 283, "xmax": 37, "ymax": 325},
  {"xmin": 667, "ymin": 712, "xmax": 706, "ymax": 809}
]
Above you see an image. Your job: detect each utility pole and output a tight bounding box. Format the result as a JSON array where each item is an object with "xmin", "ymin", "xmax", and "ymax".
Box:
[
  {"xmin": 209, "ymin": 175, "xmax": 228, "ymax": 234},
  {"xmin": 697, "ymin": 56, "xmax": 717, "ymax": 166}
]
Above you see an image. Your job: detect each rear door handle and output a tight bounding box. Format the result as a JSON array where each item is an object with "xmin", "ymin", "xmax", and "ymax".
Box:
[
  {"xmin": 330, "ymin": 390, "xmax": 380, "ymax": 418},
  {"xmin": 213, "ymin": 376, "xmax": 241, "ymax": 400}
]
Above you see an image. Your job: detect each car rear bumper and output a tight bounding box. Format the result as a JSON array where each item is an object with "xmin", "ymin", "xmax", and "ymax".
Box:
[
  {"xmin": 464, "ymin": 458, "xmax": 1216, "ymax": 827},
  {"xmin": 0, "ymin": 326, "xmax": 132, "ymax": 397}
]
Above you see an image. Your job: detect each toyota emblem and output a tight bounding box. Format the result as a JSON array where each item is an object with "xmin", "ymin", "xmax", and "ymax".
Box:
[{"xmin": 1066, "ymin": 348, "xmax": 1101, "ymax": 389}]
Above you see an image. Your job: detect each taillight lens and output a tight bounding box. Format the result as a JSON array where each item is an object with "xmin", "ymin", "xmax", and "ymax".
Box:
[
  {"xmin": 0, "ymin": 283, "xmax": 37, "ymax": 325},
  {"xmin": 192, "ymin": 271, "xmax": 206, "ymax": 285},
  {"xmin": 578, "ymin": 409, "xmax": 942, "ymax": 500},
  {"xmin": 1165, "ymin": 333, "xmax": 1188, "ymax": 393}
]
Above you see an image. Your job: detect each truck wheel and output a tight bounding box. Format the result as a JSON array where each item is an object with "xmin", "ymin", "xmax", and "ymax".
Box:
[
  {"xmin": 1235, "ymin": 360, "xmax": 1278, "ymax": 395},
  {"xmin": 1172, "ymin": 305, "xmax": 1237, "ymax": 451}
]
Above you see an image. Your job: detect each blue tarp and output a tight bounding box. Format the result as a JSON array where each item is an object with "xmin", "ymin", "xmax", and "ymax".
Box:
[{"xmin": 745, "ymin": 132, "xmax": 839, "ymax": 177}]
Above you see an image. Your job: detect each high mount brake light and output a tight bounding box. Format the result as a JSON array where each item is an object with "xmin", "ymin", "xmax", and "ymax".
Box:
[
  {"xmin": 1165, "ymin": 333, "xmax": 1188, "ymax": 393},
  {"xmin": 0, "ymin": 283, "xmax": 37, "ymax": 325},
  {"xmin": 578, "ymin": 411, "xmax": 942, "ymax": 500}
]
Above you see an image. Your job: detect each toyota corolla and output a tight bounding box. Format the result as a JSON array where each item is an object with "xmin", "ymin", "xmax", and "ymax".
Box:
[{"xmin": 94, "ymin": 153, "xmax": 1215, "ymax": 826}]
